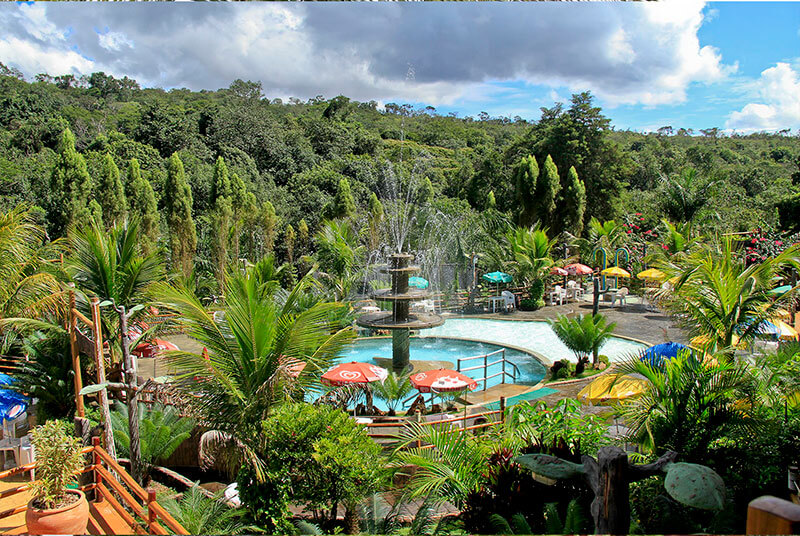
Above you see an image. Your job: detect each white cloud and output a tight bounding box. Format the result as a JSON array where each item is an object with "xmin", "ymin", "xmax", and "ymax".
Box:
[
  {"xmin": 98, "ymin": 30, "xmax": 133, "ymax": 52},
  {"xmin": 0, "ymin": 36, "xmax": 93, "ymax": 77},
  {"xmin": 726, "ymin": 62, "xmax": 800, "ymax": 132},
  {"xmin": 0, "ymin": 2, "xmax": 735, "ymax": 109}
]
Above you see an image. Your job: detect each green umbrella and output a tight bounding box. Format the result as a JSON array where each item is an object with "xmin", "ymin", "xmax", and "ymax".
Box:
[
  {"xmin": 482, "ymin": 271, "xmax": 513, "ymax": 284},
  {"xmin": 408, "ymin": 276, "xmax": 430, "ymax": 289},
  {"xmin": 769, "ymin": 285, "xmax": 792, "ymax": 296}
]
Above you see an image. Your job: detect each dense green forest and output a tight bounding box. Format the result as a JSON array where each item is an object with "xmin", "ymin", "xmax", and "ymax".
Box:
[{"xmin": 1, "ymin": 64, "xmax": 799, "ymax": 291}]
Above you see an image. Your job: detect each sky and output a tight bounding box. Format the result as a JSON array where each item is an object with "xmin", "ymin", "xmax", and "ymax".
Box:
[{"xmin": 0, "ymin": 1, "xmax": 798, "ymax": 134}]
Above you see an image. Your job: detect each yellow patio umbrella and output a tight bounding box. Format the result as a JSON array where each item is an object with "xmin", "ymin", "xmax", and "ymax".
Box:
[
  {"xmin": 577, "ymin": 373, "xmax": 648, "ymax": 405},
  {"xmin": 773, "ymin": 319, "xmax": 799, "ymax": 341},
  {"xmin": 690, "ymin": 333, "xmax": 745, "ymax": 350},
  {"xmin": 637, "ymin": 268, "xmax": 665, "ymax": 281},
  {"xmin": 601, "ymin": 266, "xmax": 631, "ymax": 278}
]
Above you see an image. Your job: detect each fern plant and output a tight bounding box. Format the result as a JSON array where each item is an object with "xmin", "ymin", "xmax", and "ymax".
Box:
[{"xmin": 110, "ymin": 401, "xmax": 194, "ymax": 485}]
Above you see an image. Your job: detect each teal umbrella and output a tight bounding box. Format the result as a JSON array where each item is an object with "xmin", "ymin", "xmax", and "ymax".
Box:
[
  {"xmin": 408, "ymin": 277, "xmax": 430, "ymax": 289},
  {"xmin": 482, "ymin": 272, "xmax": 513, "ymax": 284},
  {"xmin": 769, "ymin": 285, "xmax": 792, "ymax": 296}
]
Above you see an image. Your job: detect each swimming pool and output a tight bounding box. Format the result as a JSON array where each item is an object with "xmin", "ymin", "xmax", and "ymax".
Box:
[
  {"xmin": 339, "ymin": 336, "xmax": 547, "ymax": 387},
  {"xmin": 419, "ymin": 318, "xmax": 648, "ymax": 363}
]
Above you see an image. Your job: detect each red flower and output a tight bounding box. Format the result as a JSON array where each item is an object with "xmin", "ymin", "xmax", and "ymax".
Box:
[
  {"xmin": 775, "ymin": 241, "xmax": 783, "ymax": 246},
  {"xmin": 662, "ymin": 244, "xmax": 669, "ymax": 250},
  {"xmin": 635, "ymin": 213, "xmax": 642, "ymax": 216}
]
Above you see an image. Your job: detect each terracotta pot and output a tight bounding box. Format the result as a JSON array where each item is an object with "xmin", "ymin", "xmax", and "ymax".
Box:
[{"xmin": 26, "ymin": 489, "xmax": 89, "ymax": 535}]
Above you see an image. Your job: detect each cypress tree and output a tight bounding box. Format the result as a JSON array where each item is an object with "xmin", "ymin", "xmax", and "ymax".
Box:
[
  {"xmin": 285, "ymin": 224, "xmax": 296, "ymax": 264},
  {"xmin": 418, "ymin": 177, "xmax": 434, "ymax": 205},
  {"xmin": 164, "ymin": 153, "xmax": 197, "ymax": 277},
  {"xmin": 367, "ymin": 193, "xmax": 384, "ymax": 251},
  {"xmin": 49, "ymin": 127, "xmax": 93, "ymax": 235},
  {"xmin": 97, "ymin": 153, "xmax": 127, "ymax": 228},
  {"xmin": 514, "ymin": 155, "xmax": 539, "ymax": 228},
  {"xmin": 331, "ymin": 178, "xmax": 356, "ymax": 219},
  {"xmin": 487, "ymin": 190, "xmax": 496, "ymax": 210},
  {"xmin": 230, "ymin": 172, "xmax": 253, "ymax": 263},
  {"xmin": 261, "ymin": 201, "xmax": 278, "ymax": 255},
  {"xmin": 537, "ymin": 154, "xmax": 561, "ymax": 228},
  {"xmin": 298, "ymin": 219, "xmax": 309, "ymax": 255},
  {"xmin": 127, "ymin": 159, "xmax": 159, "ymax": 255},
  {"xmin": 210, "ymin": 156, "xmax": 231, "ymax": 202},
  {"xmin": 561, "ymin": 166, "xmax": 586, "ymax": 236},
  {"xmin": 210, "ymin": 156, "xmax": 233, "ymax": 286}
]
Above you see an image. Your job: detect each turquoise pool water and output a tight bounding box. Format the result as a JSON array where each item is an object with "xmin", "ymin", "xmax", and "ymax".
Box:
[
  {"xmin": 420, "ymin": 318, "xmax": 648, "ymax": 363},
  {"xmin": 339, "ymin": 337, "xmax": 547, "ymax": 387}
]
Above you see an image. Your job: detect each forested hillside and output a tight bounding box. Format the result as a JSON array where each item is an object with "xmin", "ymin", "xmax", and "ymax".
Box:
[{"xmin": 1, "ymin": 64, "xmax": 799, "ymax": 283}]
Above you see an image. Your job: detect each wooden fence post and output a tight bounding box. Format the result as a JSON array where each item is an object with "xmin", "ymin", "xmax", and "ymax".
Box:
[
  {"xmin": 147, "ymin": 489, "xmax": 158, "ymax": 533},
  {"xmin": 500, "ymin": 396, "xmax": 506, "ymax": 424},
  {"xmin": 69, "ymin": 291, "xmax": 85, "ymax": 417},
  {"xmin": 92, "ymin": 437, "xmax": 102, "ymax": 503},
  {"xmin": 747, "ymin": 496, "xmax": 800, "ymax": 535}
]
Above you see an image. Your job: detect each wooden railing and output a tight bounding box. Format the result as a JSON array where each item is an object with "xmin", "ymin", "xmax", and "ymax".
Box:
[{"xmin": 0, "ymin": 438, "xmax": 188, "ymax": 535}]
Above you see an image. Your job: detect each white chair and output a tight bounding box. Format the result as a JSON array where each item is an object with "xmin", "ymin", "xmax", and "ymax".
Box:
[
  {"xmin": 612, "ymin": 287, "xmax": 629, "ymax": 306},
  {"xmin": 0, "ymin": 414, "xmax": 25, "ymax": 470},
  {"xmin": 565, "ymin": 281, "xmax": 584, "ymax": 301},
  {"xmin": 501, "ymin": 290, "xmax": 516, "ymax": 312},
  {"xmin": 549, "ymin": 285, "xmax": 566, "ymax": 306}
]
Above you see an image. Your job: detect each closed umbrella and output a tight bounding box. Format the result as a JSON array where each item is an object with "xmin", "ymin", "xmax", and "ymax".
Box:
[
  {"xmin": 408, "ymin": 277, "xmax": 430, "ymax": 290},
  {"xmin": 564, "ymin": 263, "xmax": 593, "ymax": 276}
]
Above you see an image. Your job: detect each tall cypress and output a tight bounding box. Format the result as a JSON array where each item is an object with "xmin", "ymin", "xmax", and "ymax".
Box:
[
  {"xmin": 261, "ymin": 201, "xmax": 278, "ymax": 256},
  {"xmin": 211, "ymin": 156, "xmax": 231, "ymax": 202},
  {"xmin": 230, "ymin": 171, "xmax": 254, "ymax": 263},
  {"xmin": 97, "ymin": 153, "xmax": 127, "ymax": 228},
  {"xmin": 537, "ymin": 154, "xmax": 561, "ymax": 229},
  {"xmin": 285, "ymin": 224, "xmax": 296, "ymax": 264},
  {"xmin": 418, "ymin": 177, "xmax": 434, "ymax": 205},
  {"xmin": 298, "ymin": 219, "xmax": 309, "ymax": 255},
  {"xmin": 514, "ymin": 155, "xmax": 540, "ymax": 228},
  {"xmin": 164, "ymin": 153, "xmax": 197, "ymax": 277},
  {"xmin": 127, "ymin": 159, "xmax": 159, "ymax": 255},
  {"xmin": 210, "ymin": 156, "xmax": 233, "ymax": 287},
  {"xmin": 331, "ymin": 178, "xmax": 356, "ymax": 219},
  {"xmin": 49, "ymin": 128, "xmax": 93, "ymax": 235},
  {"xmin": 560, "ymin": 166, "xmax": 586, "ymax": 237}
]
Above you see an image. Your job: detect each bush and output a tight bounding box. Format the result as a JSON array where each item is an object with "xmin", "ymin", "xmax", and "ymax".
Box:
[
  {"xmin": 550, "ymin": 359, "xmax": 571, "ymax": 380},
  {"xmin": 245, "ymin": 403, "xmax": 385, "ymax": 531}
]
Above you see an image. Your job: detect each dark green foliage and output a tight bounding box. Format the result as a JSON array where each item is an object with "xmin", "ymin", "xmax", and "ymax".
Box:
[
  {"xmin": 514, "ymin": 154, "xmax": 539, "ymax": 227},
  {"xmin": 560, "ymin": 166, "xmax": 586, "ymax": 236},
  {"xmin": 164, "ymin": 153, "xmax": 197, "ymax": 276},
  {"xmin": 48, "ymin": 128, "xmax": 93, "ymax": 234},
  {"xmin": 330, "ymin": 177, "xmax": 356, "ymax": 219},
  {"xmin": 126, "ymin": 158, "xmax": 159, "ymax": 254},
  {"xmin": 161, "ymin": 485, "xmax": 259, "ymax": 535},
  {"xmin": 548, "ymin": 313, "xmax": 617, "ymax": 367},
  {"xmin": 97, "ymin": 152, "xmax": 127, "ymax": 227}
]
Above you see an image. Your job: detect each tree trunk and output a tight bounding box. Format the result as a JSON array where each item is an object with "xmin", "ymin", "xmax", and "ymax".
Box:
[
  {"xmin": 118, "ymin": 307, "xmax": 143, "ymax": 485},
  {"xmin": 584, "ymin": 446, "xmax": 631, "ymax": 535},
  {"xmin": 593, "ymin": 276, "xmax": 600, "ymax": 316},
  {"xmin": 343, "ymin": 502, "xmax": 360, "ymax": 534}
]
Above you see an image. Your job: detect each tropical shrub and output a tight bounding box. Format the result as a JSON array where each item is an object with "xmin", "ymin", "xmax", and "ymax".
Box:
[
  {"xmin": 161, "ymin": 485, "xmax": 260, "ymax": 535},
  {"xmin": 506, "ymin": 399, "xmax": 609, "ymax": 455},
  {"xmin": 548, "ymin": 313, "xmax": 617, "ymax": 367},
  {"xmin": 110, "ymin": 401, "xmax": 195, "ymax": 485},
  {"xmin": 249, "ymin": 403, "xmax": 384, "ymax": 531},
  {"xmin": 28, "ymin": 420, "xmax": 84, "ymax": 509},
  {"xmin": 372, "ymin": 372, "xmax": 413, "ymax": 415}
]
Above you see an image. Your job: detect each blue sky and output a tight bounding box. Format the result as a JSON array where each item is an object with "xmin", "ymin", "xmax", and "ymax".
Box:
[{"xmin": 0, "ymin": 1, "xmax": 798, "ymax": 133}]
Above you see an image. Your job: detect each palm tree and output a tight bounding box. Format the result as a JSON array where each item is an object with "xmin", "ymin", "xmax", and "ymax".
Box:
[
  {"xmin": 372, "ymin": 372, "xmax": 413, "ymax": 415},
  {"xmin": 161, "ymin": 485, "xmax": 260, "ymax": 535},
  {"xmin": 496, "ymin": 225, "xmax": 555, "ymax": 308},
  {"xmin": 0, "ymin": 206, "xmax": 64, "ymax": 324},
  {"xmin": 654, "ymin": 237, "xmax": 799, "ymax": 357},
  {"xmin": 65, "ymin": 219, "xmax": 165, "ymax": 362},
  {"xmin": 110, "ymin": 401, "xmax": 195, "ymax": 485},
  {"xmin": 613, "ymin": 351, "xmax": 756, "ymax": 461},
  {"xmin": 152, "ymin": 267, "xmax": 355, "ymax": 477},
  {"xmin": 568, "ymin": 217, "xmax": 626, "ymax": 262},
  {"xmin": 548, "ymin": 313, "xmax": 617, "ymax": 368},
  {"xmin": 660, "ymin": 167, "xmax": 719, "ymax": 223},
  {"xmin": 314, "ymin": 219, "xmax": 366, "ymax": 301}
]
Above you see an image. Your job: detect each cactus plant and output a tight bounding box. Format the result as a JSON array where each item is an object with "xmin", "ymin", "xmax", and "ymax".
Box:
[{"xmin": 516, "ymin": 446, "xmax": 726, "ymax": 534}]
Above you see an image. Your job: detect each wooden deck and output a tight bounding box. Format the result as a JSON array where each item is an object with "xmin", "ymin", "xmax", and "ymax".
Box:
[{"xmin": 0, "ymin": 440, "xmax": 187, "ymax": 535}]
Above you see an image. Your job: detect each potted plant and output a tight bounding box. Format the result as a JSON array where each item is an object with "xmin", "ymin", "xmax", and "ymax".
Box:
[{"xmin": 25, "ymin": 420, "xmax": 89, "ymax": 535}]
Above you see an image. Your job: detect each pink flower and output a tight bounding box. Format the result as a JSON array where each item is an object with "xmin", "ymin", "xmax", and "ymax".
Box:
[{"xmin": 775, "ymin": 241, "xmax": 783, "ymax": 246}]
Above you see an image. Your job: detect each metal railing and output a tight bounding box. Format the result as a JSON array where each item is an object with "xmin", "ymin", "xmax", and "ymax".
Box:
[{"xmin": 457, "ymin": 348, "xmax": 520, "ymax": 391}]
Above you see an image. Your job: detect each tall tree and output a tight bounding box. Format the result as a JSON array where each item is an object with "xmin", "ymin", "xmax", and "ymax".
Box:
[
  {"xmin": 538, "ymin": 154, "xmax": 561, "ymax": 229},
  {"xmin": 285, "ymin": 224, "xmax": 296, "ymax": 264},
  {"xmin": 97, "ymin": 153, "xmax": 127, "ymax": 228},
  {"xmin": 418, "ymin": 177, "xmax": 434, "ymax": 205},
  {"xmin": 298, "ymin": 219, "xmax": 310, "ymax": 255},
  {"xmin": 560, "ymin": 166, "xmax": 586, "ymax": 236},
  {"xmin": 210, "ymin": 157, "xmax": 233, "ymax": 289},
  {"xmin": 230, "ymin": 172, "xmax": 254, "ymax": 263},
  {"xmin": 164, "ymin": 153, "xmax": 197, "ymax": 277},
  {"xmin": 211, "ymin": 156, "xmax": 231, "ymax": 202},
  {"xmin": 367, "ymin": 193, "xmax": 383, "ymax": 252},
  {"xmin": 330, "ymin": 178, "xmax": 356, "ymax": 219},
  {"xmin": 49, "ymin": 128, "xmax": 93, "ymax": 235},
  {"xmin": 514, "ymin": 155, "xmax": 539, "ymax": 228},
  {"xmin": 126, "ymin": 159, "xmax": 159, "ymax": 255},
  {"xmin": 261, "ymin": 201, "xmax": 278, "ymax": 256}
]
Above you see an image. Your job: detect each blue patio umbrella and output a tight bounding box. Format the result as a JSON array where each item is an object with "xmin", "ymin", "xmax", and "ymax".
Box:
[
  {"xmin": 408, "ymin": 276, "xmax": 430, "ymax": 290},
  {"xmin": 482, "ymin": 272, "xmax": 513, "ymax": 284},
  {"xmin": 0, "ymin": 374, "xmax": 27, "ymax": 421},
  {"xmin": 769, "ymin": 285, "xmax": 792, "ymax": 296},
  {"xmin": 640, "ymin": 342, "xmax": 690, "ymax": 367},
  {"xmin": 754, "ymin": 320, "xmax": 781, "ymax": 339}
]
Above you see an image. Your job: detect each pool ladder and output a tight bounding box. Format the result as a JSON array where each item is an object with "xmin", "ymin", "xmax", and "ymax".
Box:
[{"xmin": 456, "ymin": 348, "xmax": 520, "ymax": 391}]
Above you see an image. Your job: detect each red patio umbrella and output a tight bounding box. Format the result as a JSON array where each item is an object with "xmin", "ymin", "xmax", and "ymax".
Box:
[
  {"xmin": 133, "ymin": 339, "xmax": 179, "ymax": 358},
  {"xmin": 551, "ymin": 267, "xmax": 568, "ymax": 276},
  {"xmin": 410, "ymin": 368, "xmax": 478, "ymax": 393},
  {"xmin": 321, "ymin": 362, "xmax": 388, "ymax": 387},
  {"xmin": 564, "ymin": 263, "xmax": 593, "ymax": 276},
  {"xmin": 279, "ymin": 356, "xmax": 307, "ymax": 378}
]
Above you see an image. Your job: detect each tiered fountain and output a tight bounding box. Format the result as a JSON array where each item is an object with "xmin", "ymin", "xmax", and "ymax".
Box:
[{"xmin": 356, "ymin": 253, "xmax": 444, "ymax": 373}]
